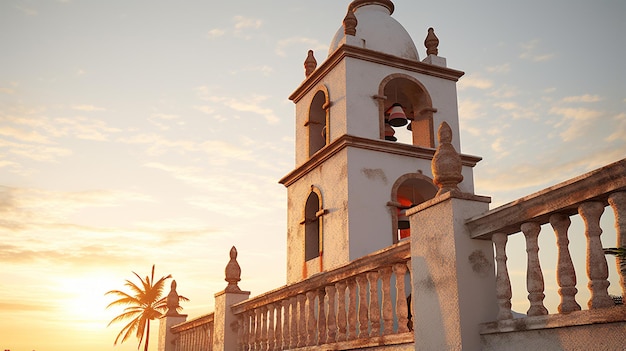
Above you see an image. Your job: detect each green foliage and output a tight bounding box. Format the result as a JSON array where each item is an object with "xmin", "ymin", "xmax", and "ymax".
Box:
[
  {"xmin": 105, "ymin": 265, "xmax": 188, "ymax": 351},
  {"xmin": 603, "ymin": 246, "xmax": 626, "ymax": 279}
]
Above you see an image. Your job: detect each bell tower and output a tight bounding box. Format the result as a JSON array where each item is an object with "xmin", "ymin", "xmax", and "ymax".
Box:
[{"xmin": 280, "ymin": 0, "xmax": 481, "ymax": 284}]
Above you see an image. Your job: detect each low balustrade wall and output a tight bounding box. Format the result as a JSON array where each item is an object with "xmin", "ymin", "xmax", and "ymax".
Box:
[
  {"xmin": 171, "ymin": 313, "xmax": 214, "ymax": 351},
  {"xmin": 231, "ymin": 240, "xmax": 414, "ymax": 350},
  {"xmin": 466, "ymin": 159, "xmax": 626, "ymax": 332}
]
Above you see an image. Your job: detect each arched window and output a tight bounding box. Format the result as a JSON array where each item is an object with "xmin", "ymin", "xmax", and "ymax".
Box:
[
  {"xmin": 379, "ymin": 75, "xmax": 435, "ymax": 147},
  {"xmin": 304, "ymin": 192, "xmax": 320, "ymax": 260},
  {"xmin": 306, "ymin": 88, "xmax": 330, "ymax": 157},
  {"xmin": 303, "ymin": 187, "xmax": 327, "ymax": 261},
  {"xmin": 390, "ymin": 174, "xmax": 438, "ymax": 242}
]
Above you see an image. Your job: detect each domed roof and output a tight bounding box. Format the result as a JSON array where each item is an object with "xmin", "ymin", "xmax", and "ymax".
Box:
[{"xmin": 328, "ymin": 0, "xmax": 419, "ymax": 61}]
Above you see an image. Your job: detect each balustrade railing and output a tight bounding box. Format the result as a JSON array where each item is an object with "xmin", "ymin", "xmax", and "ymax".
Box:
[
  {"xmin": 231, "ymin": 240, "xmax": 413, "ymax": 350},
  {"xmin": 171, "ymin": 313, "xmax": 214, "ymax": 351},
  {"xmin": 467, "ymin": 158, "xmax": 626, "ymax": 321}
]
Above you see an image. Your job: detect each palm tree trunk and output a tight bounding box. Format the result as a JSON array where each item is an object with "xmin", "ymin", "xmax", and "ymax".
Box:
[{"xmin": 144, "ymin": 320, "xmax": 150, "ymax": 351}]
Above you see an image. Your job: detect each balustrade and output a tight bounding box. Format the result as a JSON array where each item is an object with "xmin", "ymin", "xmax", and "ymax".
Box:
[
  {"xmin": 467, "ymin": 159, "xmax": 626, "ymax": 321},
  {"xmin": 231, "ymin": 241, "xmax": 413, "ymax": 350},
  {"xmin": 170, "ymin": 313, "xmax": 214, "ymax": 351}
]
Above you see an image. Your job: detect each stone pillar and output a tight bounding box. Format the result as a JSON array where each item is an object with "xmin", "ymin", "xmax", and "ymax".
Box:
[
  {"xmin": 158, "ymin": 280, "xmax": 187, "ymax": 351},
  {"xmin": 212, "ymin": 247, "xmax": 251, "ymax": 351},
  {"xmin": 158, "ymin": 314, "xmax": 187, "ymax": 351},
  {"xmin": 408, "ymin": 191, "xmax": 496, "ymax": 350}
]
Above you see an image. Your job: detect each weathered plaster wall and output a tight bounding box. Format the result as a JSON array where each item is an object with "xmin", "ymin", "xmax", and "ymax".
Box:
[
  {"xmin": 285, "ymin": 148, "xmax": 350, "ymax": 284},
  {"xmin": 410, "ymin": 193, "xmax": 497, "ymax": 351},
  {"xmin": 481, "ymin": 320, "xmax": 626, "ymax": 351}
]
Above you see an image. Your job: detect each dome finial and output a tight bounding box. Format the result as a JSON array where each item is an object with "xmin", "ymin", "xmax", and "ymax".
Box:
[
  {"xmin": 343, "ymin": 8, "xmax": 358, "ymax": 36},
  {"xmin": 349, "ymin": 0, "xmax": 395, "ymax": 15},
  {"xmin": 304, "ymin": 50, "xmax": 317, "ymax": 77},
  {"xmin": 425, "ymin": 27, "xmax": 439, "ymax": 56}
]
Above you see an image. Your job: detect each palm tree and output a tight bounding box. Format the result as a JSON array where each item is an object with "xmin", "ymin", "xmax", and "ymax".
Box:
[
  {"xmin": 604, "ymin": 246, "xmax": 626, "ymax": 279},
  {"xmin": 105, "ymin": 265, "xmax": 187, "ymax": 351}
]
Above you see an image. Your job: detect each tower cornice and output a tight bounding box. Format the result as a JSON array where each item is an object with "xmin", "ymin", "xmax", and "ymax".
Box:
[
  {"xmin": 289, "ymin": 44, "xmax": 464, "ymax": 103},
  {"xmin": 279, "ymin": 134, "xmax": 481, "ymax": 187}
]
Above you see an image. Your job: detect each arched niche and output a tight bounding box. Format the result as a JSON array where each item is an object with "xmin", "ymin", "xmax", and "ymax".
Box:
[
  {"xmin": 306, "ymin": 86, "xmax": 330, "ymax": 157},
  {"xmin": 389, "ymin": 173, "xmax": 438, "ymax": 243},
  {"xmin": 378, "ymin": 74, "xmax": 435, "ymax": 148}
]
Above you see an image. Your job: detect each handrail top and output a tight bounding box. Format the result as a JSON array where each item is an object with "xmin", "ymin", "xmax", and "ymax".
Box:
[
  {"xmin": 466, "ymin": 158, "xmax": 626, "ymax": 239},
  {"xmin": 231, "ymin": 240, "xmax": 410, "ymax": 314},
  {"xmin": 171, "ymin": 312, "xmax": 215, "ymax": 333}
]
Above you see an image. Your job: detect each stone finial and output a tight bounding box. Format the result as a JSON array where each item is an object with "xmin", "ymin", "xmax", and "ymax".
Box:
[
  {"xmin": 304, "ymin": 50, "xmax": 317, "ymax": 77},
  {"xmin": 225, "ymin": 246, "xmax": 242, "ymax": 293},
  {"xmin": 424, "ymin": 27, "xmax": 439, "ymax": 56},
  {"xmin": 349, "ymin": 0, "xmax": 394, "ymax": 14},
  {"xmin": 165, "ymin": 280, "xmax": 182, "ymax": 316},
  {"xmin": 343, "ymin": 8, "xmax": 358, "ymax": 36},
  {"xmin": 431, "ymin": 122, "xmax": 463, "ymax": 196}
]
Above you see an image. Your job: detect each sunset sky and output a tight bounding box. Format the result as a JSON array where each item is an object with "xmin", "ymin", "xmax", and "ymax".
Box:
[{"xmin": 1, "ymin": 1, "xmax": 625, "ymax": 350}]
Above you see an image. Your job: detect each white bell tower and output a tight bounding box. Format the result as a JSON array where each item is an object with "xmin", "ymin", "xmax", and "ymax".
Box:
[{"xmin": 280, "ymin": 0, "xmax": 481, "ymax": 284}]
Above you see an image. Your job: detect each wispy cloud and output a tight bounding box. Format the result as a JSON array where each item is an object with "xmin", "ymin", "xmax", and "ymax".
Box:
[
  {"xmin": 458, "ymin": 98, "xmax": 486, "ymax": 120},
  {"xmin": 550, "ymin": 106, "xmax": 603, "ymax": 141},
  {"xmin": 519, "ymin": 39, "xmax": 555, "ymax": 62},
  {"xmin": 476, "ymin": 145, "xmax": 626, "ymax": 196},
  {"xmin": 561, "ymin": 94, "xmax": 602, "ymax": 103},
  {"xmin": 0, "ymin": 87, "xmax": 15, "ymax": 94},
  {"xmin": 275, "ymin": 37, "xmax": 327, "ymax": 57},
  {"xmin": 15, "ymin": 5, "xmax": 38, "ymax": 16},
  {"xmin": 233, "ymin": 15, "xmax": 262, "ymax": 30},
  {"xmin": 196, "ymin": 86, "xmax": 280, "ymax": 124},
  {"xmin": 0, "ymin": 186, "xmax": 153, "ymax": 240},
  {"xmin": 0, "ymin": 138, "xmax": 72, "ymax": 162},
  {"xmin": 606, "ymin": 113, "xmax": 626, "ymax": 142},
  {"xmin": 230, "ymin": 65, "xmax": 274, "ymax": 76},
  {"xmin": 71, "ymin": 104, "xmax": 106, "ymax": 112},
  {"xmin": 486, "ymin": 64, "xmax": 511, "ymax": 74},
  {"xmin": 207, "ymin": 28, "xmax": 226, "ymax": 39},
  {"xmin": 458, "ymin": 74, "xmax": 493, "ymax": 90}
]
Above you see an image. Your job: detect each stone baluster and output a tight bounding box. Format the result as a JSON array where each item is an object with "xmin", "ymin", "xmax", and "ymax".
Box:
[
  {"xmin": 317, "ymin": 288, "xmax": 327, "ymax": 344},
  {"xmin": 406, "ymin": 258, "xmax": 413, "ymax": 332},
  {"xmin": 273, "ymin": 303, "xmax": 282, "ymax": 351},
  {"xmin": 335, "ymin": 280, "xmax": 348, "ymax": 341},
  {"xmin": 247, "ymin": 311, "xmax": 255, "ymax": 351},
  {"xmin": 492, "ymin": 233, "xmax": 513, "ymax": 320},
  {"xmin": 347, "ymin": 277, "xmax": 358, "ymax": 340},
  {"xmin": 240, "ymin": 312, "xmax": 250, "ymax": 351},
  {"xmin": 367, "ymin": 271, "xmax": 381, "ymax": 336},
  {"xmin": 297, "ymin": 294, "xmax": 307, "ymax": 347},
  {"xmin": 262, "ymin": 306, "xmax": 269, "ymax": 351},
  {"xmin": 380, "ymin": 266, "xmax": 394, "ymax": 335},
  {"xmin": 267, "ymin": 305, "xmax": 275, "ymax": 351},
  {"xmin": 325, "ymin": 285, "xmax": 337, "ymax": 343},
  {"xmin": 579, "ymin": 202, "xmax": 614, "ymax": 308},
  {"xmin": 289, "ymin": 297, "xmax": 298, "ymax": 349},
  {"xmin": 306, "ymin": 290, "xmax": 317, "ymax": 346},
  {"xmin": 608, "ymin": 192, "xmax": 626, "ymax": 297},
  {"xmin": 394, "ymin": 263, "xmax": 409, "ymax": 333},
  {"xmin": 281, "ymin": 299, "xmax": 291, "ymax": 350},
  {"xmin": 521, "ymin": 222, "xmax": 548, "ymax": 316},
  {"xmin": 356, "ymin": 273, "xmax": 369, "ymax": 338},
  {"xmin": 550, "ymin": 213, "xmax": 581, "ymax": 313},
  {"xmin": 255, "ymin": 308, "xmax": 262, "ymax": 351}
]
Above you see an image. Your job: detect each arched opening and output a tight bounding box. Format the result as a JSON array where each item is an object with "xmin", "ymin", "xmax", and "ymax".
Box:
[
  {"xmin": 304, "ymin": 191, "xmax": 321, "ymax": 261},
  {"xmin": 390, "ymin": 174, "xmax": 438, "ymax": 242},
  {"xmin": 307, "ymin": 89, "xmax": 329, "ymax": 157},
  {"xmin": 379, "ymin": 75, "xmax": 435, "ymax": 148}
]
